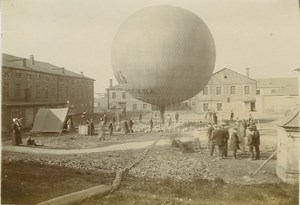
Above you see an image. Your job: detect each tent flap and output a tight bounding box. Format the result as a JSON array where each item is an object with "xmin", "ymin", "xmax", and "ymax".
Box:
[{"xmin": 31, "ymin": 108, "xmax": 68, "ymax": 133}]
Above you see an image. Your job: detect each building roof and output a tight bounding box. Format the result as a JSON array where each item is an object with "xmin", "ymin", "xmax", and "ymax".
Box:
[
  {"xmin": 208, "ymin": 68, "xmax": 256, "ymax": 84},
  {"xmin": 106, "ymin": 84, "xmax": 123, "ymax": 90},
  {"xmin": 272, "ymin": 84, "xmax": 299, "ymax": 96},
  {"xmin": 256, "ymin": 77, "xmax": 298, "ymax": 88},
  {"xmin": 273, "ymin": 109, "xmax": 299, "ymax": 129},
  {"xmin": 2, "ymin": 53, "xmax": 94, "ymax": 80}
]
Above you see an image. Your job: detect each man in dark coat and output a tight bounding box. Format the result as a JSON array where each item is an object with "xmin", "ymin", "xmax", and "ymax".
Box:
[
  {"xmin": 150, "ymin": 118, "xmax": 153, "ymax": 132},
  {"xmin": 230, "ymin": 127, "xmax": 240, "ymax": 159},
  {"xmin": 230, "ymin": 111, "xmax": 234, "ymax": 120},
  {"xmin": 108, "ymin": 122, "xmax": 113, "ymax": 136},
  {"xmin": 12, "ymin": 118, "xmax": 22, "ymax": 146},
  {"xmin": 128, "ymin": 119, "xmax": 134, "ymax": 133},
  {"xmin": 123, "ymin": 120, "xmax": 129, "ymax": 135},
  {"xmin": 213, "ymin": 112, "xmax": 218, "ymax": 124},
  {"xmin": 247, "ymin": 127, "xmax": 255, "ymax": 160},
  {"xmin": 211, "ymin": 125, "xmax": 225, "ymax": 159},
  {"xmin": 253, "ymin": 125, "xmax": 260, "ymax": 160},
  {"xmin": 90, "ymin": 118, "xmax": 94, "ymax": 135},
  {"xmin": 175, "ymin": 113, "xmax": 179, "ymax": 123}
]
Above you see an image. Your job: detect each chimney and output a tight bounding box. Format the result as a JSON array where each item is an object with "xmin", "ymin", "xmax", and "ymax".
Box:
[
  {"xmin": 80, "ymin": 72, "xmax": 84, "ymax": 77},
  {"xmin": 109, "ymin": 79, "xmax": 113, "ymax": 88},
  {"xmin": 22, "ymin": 59, "xmax": 27, "ymax": 67},
  {"xmin": 245, "ymin": 68, "xmax": 250, "ymax": 78},
  {"xmin": 61, "ymin": 67, "xmax": 65, "ymax": 74},
  {"xmin": 30, "ymin": 55, "xmax": 35, "ymax": 65}
]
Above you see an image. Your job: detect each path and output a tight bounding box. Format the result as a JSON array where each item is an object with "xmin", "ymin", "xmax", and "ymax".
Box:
[{"xmin": 1, "ymin": 135, "xmax": 197, "ymax": 155}]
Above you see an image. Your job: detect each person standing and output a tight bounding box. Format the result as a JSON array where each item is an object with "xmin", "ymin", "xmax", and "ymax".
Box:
[
  {"xmin": 253, "ymin": 125, "xmax": 260, "ymax": 160},
  {"xmin": 98, "ymin": 121, "xmax": 105, "ymax": 141},
  {"xmin": 167, "ymin": 114, "xmax": 172, "ymax": 127},
  {"xmin": 207, "ymin": 123, "xmax": 214, "ymax": 149},
  {"xmin": 12, "ymin": 118, "xmax": 21, "ymax": 146},
  {"xmin": 240, "ymin": 119, "xmax": 247, "ymax": 152},
  {"xmin": 213, "ymin": 112, "xmax": 218, "ymax": 124},
  {"xmin": 103, "ymin": 115, "xmax": 108, "ymax": 125},
  {"xmin": 211, "ymin": 125, "xmax": 225, "ymax": 159},
  {"xmin": 108, "ymin": 122, "xmax": 113, "ymax": 136},
  {"xmin": 150, "ymin": 118, "xmax": 153, "ymax": 132},
  {"xmin": 222, "ymin": 124, "xmax": 230, "ymax": 157},
  {"xmin": 123, "ymin": 120, "xmax": 129, "ymax": 135},
  {"xmin": 230, "ymin": 111, "xmax": 234, "ymax": 120},
  {"xmin": 128, "ymin": 119, "xmax": 134, "ymax": 133},
  {"xmin": 246, "ymin": 127, "xmax": 255, "ymax": 160},
  {"xmin": 230, "ymin": 127, "xmax": 240, "ymax": 159},
  {"xmin": 139, "ymin": 114, "xmax": 142, "ymax": 123},
  {"xmin": 90, "ymin": 118, "xmax": 94, "ymax": 135},
  {"xmin": 175, "ymin": 112, "xmax": 179, "ymax": 123}
]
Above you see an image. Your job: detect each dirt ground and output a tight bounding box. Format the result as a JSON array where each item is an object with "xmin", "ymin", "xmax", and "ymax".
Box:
[{"xmin": 1, "ymin": 121, "xmax": 299, "ymax": 204}]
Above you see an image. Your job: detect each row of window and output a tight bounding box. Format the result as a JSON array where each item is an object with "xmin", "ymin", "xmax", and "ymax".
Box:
[
  {"xmin": 111, "ymin": 92, "xmax": 126, "ymax": 99},
  {"xmin": 5, "ymin": 83, "xmax": 92, "ymax": 100},
  {"xmin": 203, "ymin": 103, "xmax": 223, "ymax": 112},
  {"xmin": 202, "ymin": 85, "xmax": 251, "ymax": 95},
  {"xmin": 3, "ymin": 69, "xmax": 93, "ymax": 87},
  {"xmin": 132, "ymin": 104, "xmax": 148, "ymax": 110}
]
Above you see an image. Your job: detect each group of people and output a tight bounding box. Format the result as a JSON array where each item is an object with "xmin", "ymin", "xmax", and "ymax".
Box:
[{"xmin": 207, "ymin": 119, "xmax": 260, "ymax": 160}]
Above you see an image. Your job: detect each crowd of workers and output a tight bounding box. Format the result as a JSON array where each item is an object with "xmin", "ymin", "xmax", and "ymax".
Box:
[{"xmin": 207, "ymin": 114, "xmax": 260, "ymax": 160}]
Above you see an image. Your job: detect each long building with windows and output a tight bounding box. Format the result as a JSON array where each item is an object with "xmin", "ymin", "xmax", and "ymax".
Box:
[
  {"xmin": 190, "ymin": 68, "xmax": 257, "ymax": 113},
  {"xmin": 2, "ymin": 53, "xmax": 94, "ymax": 132}
]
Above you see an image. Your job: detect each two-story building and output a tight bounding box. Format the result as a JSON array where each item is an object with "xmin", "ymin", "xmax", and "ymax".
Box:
[
  {"xmin": 2, "ymin": 53, "xmax": 94, "ymax": 132},
  {"xmin": 106, "ymin": 80, "xmax": 152, "ymax": 112},
  {"xmin": 190, "ymin": 68, "xmax": 257, "ymax": 113}
]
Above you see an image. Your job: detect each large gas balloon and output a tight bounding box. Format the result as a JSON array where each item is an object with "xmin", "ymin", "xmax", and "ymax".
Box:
[{"xmin": 111, "ymin": 6, "xmax": 215, "ymax": 107}]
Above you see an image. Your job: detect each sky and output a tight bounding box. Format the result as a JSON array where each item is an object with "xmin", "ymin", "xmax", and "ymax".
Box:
[{"xmin": 2, "ymin": 0, "xmax": 300, "ymax": 93}]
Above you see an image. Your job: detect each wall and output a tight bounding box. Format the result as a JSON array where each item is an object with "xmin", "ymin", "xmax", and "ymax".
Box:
[
  {"xmin": 256, "ymin": 95, "xmax": 299, "ymax": 113},
  {"xmin": 276, "ymin": 127, "xmax": 300, "ymax": 184}
]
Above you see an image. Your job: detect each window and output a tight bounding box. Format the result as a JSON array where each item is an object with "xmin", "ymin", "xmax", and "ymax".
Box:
[
  {"xmin": 256, "ymin": 90, "xmax": 260, "ymax": 95},
  {"xmin": 15, "ymin": 71, "xmax": 22, "ymax": 78},
  {"xmin": 3, "ymin": 82, "xmax": 9, "ymax": 97},
  {"xmin": 26, "ymin": 73, "xmax": 32, "ymax": 80},
  {"xmin": 203, "ymin": 87, "xmax": 208, "ymax": 95},
  {"xmin": 244, "ymin": 86, "xmax": 250, "ymax": 94},
  {"xmin": 45, "ymin": 86, "xmax": 49, "ymax": 98},
  {"xmin": 230, "ymin": 86, "xmax": 236, "ymax": 95},
  {"xmin": 122, "ymin": 92, "xmax": 126, "ymax": 99},
  {"xmin": 224, "ymin": 74, "xmax": 228, "ymax": 79},
  {"xmin": 15, "ymin": 84, "xmax": 21, "ymax": 96},
  {"xmin": 52, "ymin": 85, "xmax": 56, "ymax": 98},
  {"xmin": 45, "ymin": 76, "xmax": 49, "ymax": 81},
  {"xmin": 112, "ymin": 92, "xmax": 116, "ymax": 99},
  {"xmin": 203, "ymin": 103, "xmax": 209, "ymax": 111},
  {"xmin": 3, "ymin": 70, "xmax": 9, "ymax": 78},
  {"xmin": 217, "ymin": 103, "xmax": 222, "ymax": 111},
  {"xmin": 216, "ymin": 86, "xmax": 222, "ymax": 95},
  {"xmin": 36, "ymin": 85, "xmax": 41, "ymax": 98},
  {"xmin": 133, "ymin": 104, "xmax": 137, "ymax": 110},
  {"xmin": 143, "ymin": 104, "xmax": 147, "ymax": 110},
  {"xmin": 36, "ymin": 73, "xmax": 41, "ymax": 80}
]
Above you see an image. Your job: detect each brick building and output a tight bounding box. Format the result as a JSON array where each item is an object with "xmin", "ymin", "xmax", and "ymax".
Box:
[
  {"xmin": 2, "ymin": 53, "xmax": 94, "ymax": 132},
  {"xmin": 190, "ymin": 68, "xmax": 257, "ymax": 113}
]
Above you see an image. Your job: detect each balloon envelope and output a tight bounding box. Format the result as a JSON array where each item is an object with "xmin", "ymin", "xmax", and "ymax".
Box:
[{"xmin": 111, "ymin": 5, "xmax": 215, "ymax": 107}]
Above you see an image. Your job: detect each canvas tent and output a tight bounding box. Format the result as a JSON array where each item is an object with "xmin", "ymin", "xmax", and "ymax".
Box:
[{"xmin": 31, "ymin": 108, "xmax": 69, "ymax": 133}]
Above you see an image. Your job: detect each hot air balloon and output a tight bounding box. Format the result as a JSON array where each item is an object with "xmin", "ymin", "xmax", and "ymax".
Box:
[{"xmin": 111, "ymin": 5, "xmax": 215, "ymax": 122}]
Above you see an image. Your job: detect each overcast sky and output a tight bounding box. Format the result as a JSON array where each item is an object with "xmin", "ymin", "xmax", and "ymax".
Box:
[{"xmin": 2, "ymin": 0, "xmax": 300, "ymax": 93}]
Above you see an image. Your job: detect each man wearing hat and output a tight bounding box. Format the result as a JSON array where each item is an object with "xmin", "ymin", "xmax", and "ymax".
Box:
[
  {"xmin": 253, "ymin": 125, "xmax": 260, "ymax": 160},
  {"xmin": 207, "ymin": 122, "xmax": 214, "ymax": 149},
  {"xmin": 246, "ymin": 126, "xmax": 255, "ymax": 160},
  {"xmin": 211, "ymin": 124, "xmax": 226, "ymax": 159},
  {"xmin": 221, "ymin": 123, "xmax": 230, "ymax": 157}
]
